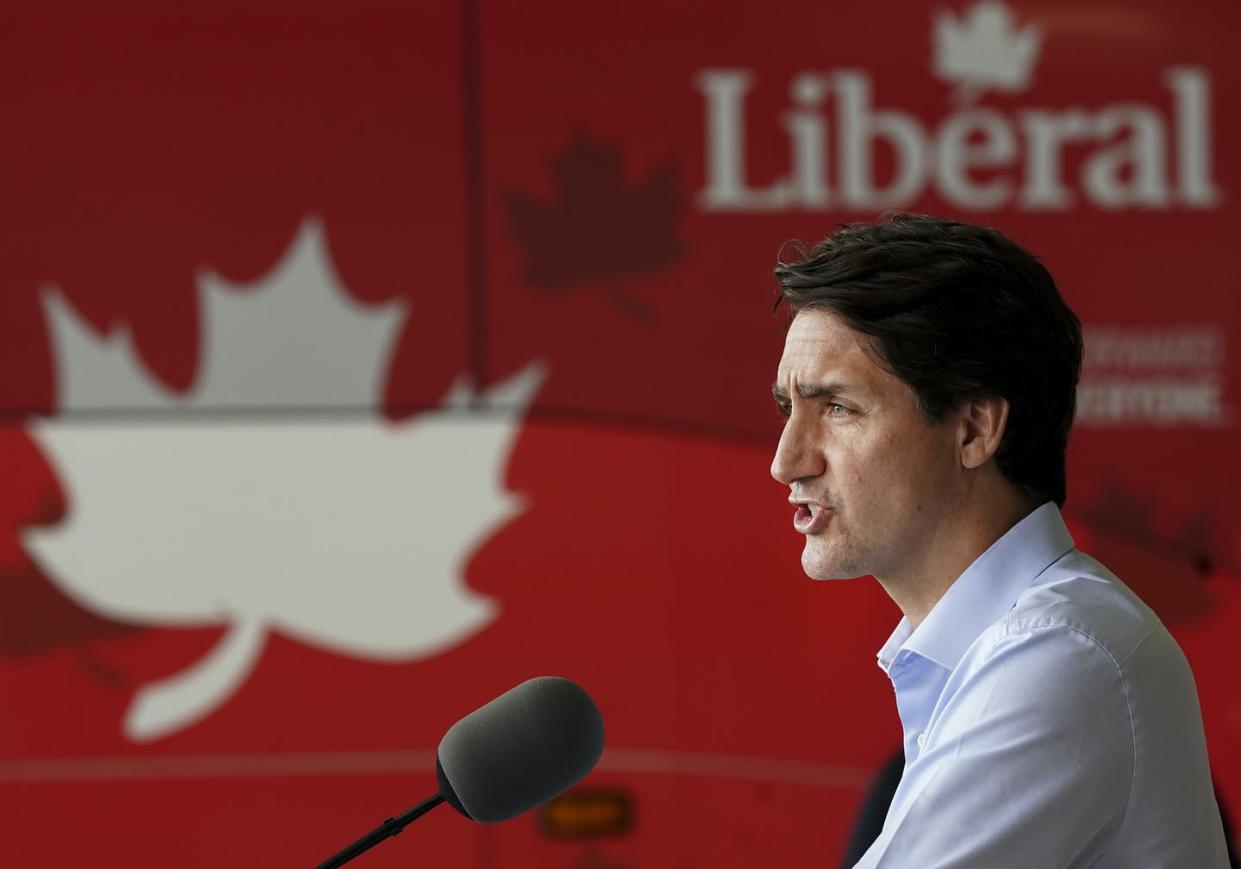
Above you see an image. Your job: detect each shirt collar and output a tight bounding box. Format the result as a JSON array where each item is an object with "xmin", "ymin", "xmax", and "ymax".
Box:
[{"xmin": 876, "ymin": 502, "xmax": 1076, "ymax": 674}]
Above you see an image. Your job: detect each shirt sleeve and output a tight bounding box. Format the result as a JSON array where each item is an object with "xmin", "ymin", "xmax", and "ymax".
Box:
[{"xmin": 854, "ymin": 623, "xmax": 1135, "ymax": 869}]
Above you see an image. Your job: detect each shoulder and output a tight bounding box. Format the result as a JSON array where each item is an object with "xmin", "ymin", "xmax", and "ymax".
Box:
[
  {"xmin": 940, "ymin": 549, "xmax": 1157, "ymax": 729},
  {"xmin": 1000, "ymin": 548, "xmax": 1161, "ymax": 667},
  {"xmin": 954, "ymin": 546, "xmax": 1194, "ymax": 727}
]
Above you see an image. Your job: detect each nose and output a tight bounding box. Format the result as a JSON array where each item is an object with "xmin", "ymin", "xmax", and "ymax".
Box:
[{"xmin": 770, "ymin": 413, "xmax": 822, "ymax": 486}]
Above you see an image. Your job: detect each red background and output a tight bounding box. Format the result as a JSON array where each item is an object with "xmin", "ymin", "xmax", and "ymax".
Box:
[{"xmin": 0, "ymin": 2, "xmax": 1236, "ymax": 866}]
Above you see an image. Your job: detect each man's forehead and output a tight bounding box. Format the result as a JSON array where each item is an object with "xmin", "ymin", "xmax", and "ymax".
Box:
[{"xmin": 778, "ymin": 309, "xmax": 873, "ymax": 374}]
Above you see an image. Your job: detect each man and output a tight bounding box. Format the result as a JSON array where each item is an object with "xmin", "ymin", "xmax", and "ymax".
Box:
[{"xmin": 769, "ymin": 214, "xmax": 1228, "ymax": 867}]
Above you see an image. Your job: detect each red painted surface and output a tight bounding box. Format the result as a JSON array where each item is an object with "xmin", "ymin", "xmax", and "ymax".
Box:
[{"xmin": 0, "ymin": 2, "xmax": 1236, "ymax": 866}]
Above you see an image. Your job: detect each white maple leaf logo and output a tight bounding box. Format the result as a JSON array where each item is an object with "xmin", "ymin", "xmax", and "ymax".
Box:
[
  {"xmin": 24, "ymin": 219, "xmax": 546, "ymax": 742},
  {"xmin": 933, "ymin": 0, "xmax": 1043, "ymax": 103}
]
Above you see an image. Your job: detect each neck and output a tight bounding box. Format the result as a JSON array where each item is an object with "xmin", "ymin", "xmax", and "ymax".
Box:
[{"xmin": 878, "ymin": 485, "xmax": 1040, "ymax": 629}]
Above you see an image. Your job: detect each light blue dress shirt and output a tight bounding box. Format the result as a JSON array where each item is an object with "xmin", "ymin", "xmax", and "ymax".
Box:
[{"xmin": 854, "ymin": 502, "xmax": 1229, "ymax": 868}]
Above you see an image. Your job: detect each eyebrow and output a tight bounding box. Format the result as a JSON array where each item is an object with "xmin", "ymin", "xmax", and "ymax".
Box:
[{"xmin": 771, "ymin": 381, "xmax": 853, "ymax": 403}]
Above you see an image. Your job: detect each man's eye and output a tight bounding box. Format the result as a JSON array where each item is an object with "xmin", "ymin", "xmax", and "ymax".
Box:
[
  {"xmin": 776, "ymin": 403, "xmax": 791, "ymax": 418},
  {"xmin": 827, "ymin": 402, "xmax": 852, "ymax": 417}
]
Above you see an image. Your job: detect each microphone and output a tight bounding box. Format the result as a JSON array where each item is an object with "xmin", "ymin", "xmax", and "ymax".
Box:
[{"xmin": 313, "ymin": 677, "xmax": 605, "ymax": 868}]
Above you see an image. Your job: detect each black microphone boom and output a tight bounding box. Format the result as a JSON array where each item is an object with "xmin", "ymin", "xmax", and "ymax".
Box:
[
  {"xmin": 312, "ymin": 794, "xmax": 444, "ymax": 869},
  {"xmin": 313, "ymin": 676, "xmax": 605, "ymax": 868}
]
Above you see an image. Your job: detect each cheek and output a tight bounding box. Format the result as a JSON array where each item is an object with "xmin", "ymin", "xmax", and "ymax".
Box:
[
  {"xmin": 886, "ymin": 432, "xmax": 957, "ymax": 512},
  {"xmin": 839, "ymin": 426, "xmax": 946, "ymax": 513},
  {"xmin": 830, "ymin": 435, "xmax": 894, "ymax": 513}
]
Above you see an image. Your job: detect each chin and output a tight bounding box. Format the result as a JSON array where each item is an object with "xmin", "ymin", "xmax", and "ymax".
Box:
[{"xmin": 801, "ymin": 545, "xmax": 865, "ymax": 581}]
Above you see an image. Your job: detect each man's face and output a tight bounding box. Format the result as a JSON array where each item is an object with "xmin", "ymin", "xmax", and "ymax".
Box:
[{"xmin": 770, "ymin": 308, "xmax": 961, "ymax": 582}]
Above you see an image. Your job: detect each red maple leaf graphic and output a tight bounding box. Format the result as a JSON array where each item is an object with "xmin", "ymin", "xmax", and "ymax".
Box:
[
  {"xmin": 503, "ymin": 132, "xmax": 684, "ymax": 322},
  {"xmin": 1073, "ymin": 482, "xmax": 1234, "ymax": 626},
  {"xmin": 0, "ymin": 429, "xmax": 138, "ymax": 683}
]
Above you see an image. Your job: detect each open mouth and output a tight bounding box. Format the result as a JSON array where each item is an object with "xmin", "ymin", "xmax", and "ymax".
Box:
[{"xmin": 793, "ymin": 503, "xmax": 829, "ymax": 534}]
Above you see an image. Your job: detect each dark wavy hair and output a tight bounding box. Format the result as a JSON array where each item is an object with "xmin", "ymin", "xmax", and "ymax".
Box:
[{"xmin": 773, "ymin": 213, "xmax": 1083, "ymax": 507}]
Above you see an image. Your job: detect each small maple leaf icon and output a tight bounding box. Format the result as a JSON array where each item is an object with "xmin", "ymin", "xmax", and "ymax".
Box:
[
  {"xmin": 25, "ymin": 218, "xmax": 546, "ymax": 741},
  {"xmin": 933, "ymin": 1, "xmax": 1043, "ymax": 104},
  {"xmin": 503, "ymin": 132, "xmax": 684, "ymax": 322}
]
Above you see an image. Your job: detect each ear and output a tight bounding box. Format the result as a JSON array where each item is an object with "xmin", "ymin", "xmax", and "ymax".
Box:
[{"xmin": 958, "ymin": 395, "xmax": 1009, "ymax": 470}]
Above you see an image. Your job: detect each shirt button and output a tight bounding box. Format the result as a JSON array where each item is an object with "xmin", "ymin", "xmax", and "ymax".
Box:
[{"xmin": 916, "ymin": 732, "xmax": 927, "ymax": 748}]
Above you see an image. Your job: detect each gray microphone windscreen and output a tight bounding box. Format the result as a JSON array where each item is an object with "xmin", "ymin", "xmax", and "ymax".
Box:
[{"xmin": 435, "ymin": 676, "xmax": 605, "ymax": 823}]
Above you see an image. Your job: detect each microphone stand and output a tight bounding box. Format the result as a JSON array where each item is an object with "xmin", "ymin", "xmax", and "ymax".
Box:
[{"xmin": 313, "ymin": 793, "xmax": 445, "ymax": 869}]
